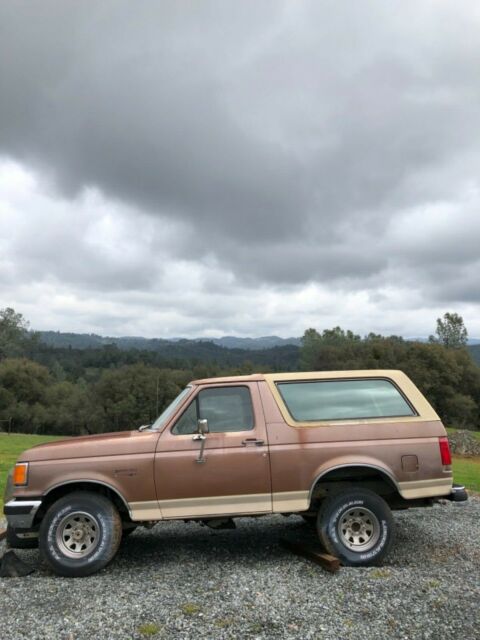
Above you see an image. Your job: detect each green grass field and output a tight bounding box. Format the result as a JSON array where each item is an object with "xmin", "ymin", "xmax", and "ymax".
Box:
[
  {"xmin": 0, "ymin": 432, "xmax": 479, "ymax": 514},
  {"xmin": 446, "ymin": 428, "xmax": 480, "ymax": 493},
  {"xmin": 452, "ymin": 456, "xmax": 480, "ymax": 493},
  {"xmin": 0, "ymin": 433, "xmax": 63, "ymax": 512}
]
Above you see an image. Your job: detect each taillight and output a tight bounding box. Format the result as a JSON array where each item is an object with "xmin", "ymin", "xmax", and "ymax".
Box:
[{"xmin": 439, "ymin": 437, "xmax": 452, "ymax": 466}]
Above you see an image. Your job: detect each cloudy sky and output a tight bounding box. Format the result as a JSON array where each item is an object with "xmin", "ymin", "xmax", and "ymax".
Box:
[{"xmin": 1, "ymin": 1, "xmax": 479, "ymax": 339}]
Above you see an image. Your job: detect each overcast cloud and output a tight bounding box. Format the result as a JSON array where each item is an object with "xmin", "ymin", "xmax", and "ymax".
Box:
[{"xmin": 1, "ymin": 0, "xmax": 479, "ymax": 338}]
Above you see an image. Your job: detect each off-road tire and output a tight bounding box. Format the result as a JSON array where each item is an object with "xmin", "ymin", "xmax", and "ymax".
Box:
[
  {"xmin": 39, "ymin": 491, "xmax": 122, "ymax": 577},
  {"xmin": 317, "ymin": 488, "xmax": 394, "ymax": 566},
  {"xmin": 6, "ymin": 526, "xmax": 39, "ymax": 549}
]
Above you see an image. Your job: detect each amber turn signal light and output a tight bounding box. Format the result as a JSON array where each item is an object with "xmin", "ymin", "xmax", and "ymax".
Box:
[{"xmin": 13, "ymin": 462, "xmax": 29, "ymax": 486}]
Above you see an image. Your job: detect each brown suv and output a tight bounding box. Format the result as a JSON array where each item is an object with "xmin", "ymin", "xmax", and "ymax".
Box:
[{"xmin": 3, "ymin": 370, "xmax": 466, "ymax": 576}]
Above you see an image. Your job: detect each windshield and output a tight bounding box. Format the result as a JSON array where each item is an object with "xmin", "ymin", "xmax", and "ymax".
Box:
[{"xmin": 150, "ymin": 386, "xmax": 193, "ymax": 431}]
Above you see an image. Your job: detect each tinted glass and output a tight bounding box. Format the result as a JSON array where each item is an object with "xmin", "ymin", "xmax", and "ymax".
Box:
[
  {"xmin": 172, "ymin": 386, "xmax": 254, "ymax": 434},
  {"xmin": 277, "ymin": 379, "xmax": 415, "ymax": 421},
  {"xmin": 151, "ymin": 386, "xmax": 192, "ymax": 430},
  {"xmin": 173, "ymin": 400, "xmax": 198, "ymax": 435}
]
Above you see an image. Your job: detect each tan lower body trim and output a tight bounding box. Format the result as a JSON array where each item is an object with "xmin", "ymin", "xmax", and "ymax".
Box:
[
  {"xmin": 272, "ymin": 490, "xmax": 309, "ymax": 513},
  {"xmin": 127, "ymin": 479, "xmax": 454, "ymax": 521},
  {"xmin": 159, "ymin": 493, "xmax": 272, "ymax": 518},
  {"xmin": 398, "ymin": 478, "xmax": 452, "ymax": 499},
  {"xmin": 129, "ymin": 491, "xmax": 311, "ymax": 521},
  {"xmin": 129, "ymin": 501, "xmax": 163, "ymax": 521}
]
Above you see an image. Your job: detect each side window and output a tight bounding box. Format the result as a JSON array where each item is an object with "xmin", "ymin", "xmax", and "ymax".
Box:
[
  {"xmin": 277, "ymin": 378, "xmax": 416, "ymax": 422},
  {"xmin": 172, "ymin": 386, "xmax": 254, "ymax": 434},
  {"xmin": 199, "ymin": 386, "xmax": 254, "ymax": 432},
  {"xmin": 172, "ymin": 400, "xmax": 198, "ymax": 435}
]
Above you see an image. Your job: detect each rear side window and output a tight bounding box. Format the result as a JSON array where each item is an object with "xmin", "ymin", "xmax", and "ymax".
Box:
[
  {"xmin": 276, "ymin": 378, "xmax": 415, "ymax": 422},
  {"xmin": 172, "ymin": 386, "xmax": 254, "ymax": 434}
]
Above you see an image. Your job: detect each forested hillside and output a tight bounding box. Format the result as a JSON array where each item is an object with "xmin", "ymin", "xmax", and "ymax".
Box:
[
  {"xmin": 469, "ymin": 344, "xmax": 480, "ymax": 365},
  {"xmin": 0, "ymin": 307, "xmax": 479, "ymax": 436}
]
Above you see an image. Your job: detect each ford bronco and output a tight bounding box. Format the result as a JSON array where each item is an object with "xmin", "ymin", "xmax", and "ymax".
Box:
[{"xmin": 3, "ymin": 370, "xmax": 467, "ymax": 576}]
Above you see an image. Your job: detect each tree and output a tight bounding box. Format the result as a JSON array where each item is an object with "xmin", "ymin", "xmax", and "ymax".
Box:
[
  {"xmin": 320, "ymin": 327, "xmax": 361, "ymax": 344},
  {"xmin": 0, "ymin": 358, "xmax": 51, "ymax": 433},
  {"xmin": 0, "ymin": 307, "xmax": 29, "ymax": 359},
  {"xmin": 300, "ymin": 328, "xmax": 322, "ymax": 370},
  {"xmin": 430, "ymin": 312, "xmax": 468, "ymax": 349},
  {"xmin": 45, "ymin": 381, "xmax": 98, "ymax": 436},
  {"xmin": 300, "ymin": 327, "xmax": 362, "ymax": 370},
  {"xmin": 93, "ymin": 364, "xmax": 183, "ymax": 432}
]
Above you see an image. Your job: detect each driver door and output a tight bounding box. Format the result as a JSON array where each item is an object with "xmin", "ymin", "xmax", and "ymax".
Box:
[{"xmin": 154, "ymin": 382, "xmax": 272, "ymax": 518}]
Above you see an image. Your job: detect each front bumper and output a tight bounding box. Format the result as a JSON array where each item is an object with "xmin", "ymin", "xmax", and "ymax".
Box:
[
  {"xmin": 4, "ymin": 499, "xmax": 42, "ymax": 529},
  {"xmin": 446, "ymin": 484, "xmax": 468, "ymax": 503}
]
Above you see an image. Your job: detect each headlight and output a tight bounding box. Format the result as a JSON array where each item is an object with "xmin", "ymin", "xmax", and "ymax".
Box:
[{"xmin": 13, "ymin": 462, "xmax": 29, "ymax": 486}]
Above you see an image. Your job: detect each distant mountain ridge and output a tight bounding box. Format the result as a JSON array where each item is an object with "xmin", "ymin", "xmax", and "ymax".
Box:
[
  {"xmin": 36, "ymin": 331, "xmax": 480, "ymax": 351},
  {"xmin": 37, "ymin": 331, "xmax": 301, "ymax": 351},
  {"xmin": 34, "ymin": 331, "xmax": 301, "ymax": 371}
]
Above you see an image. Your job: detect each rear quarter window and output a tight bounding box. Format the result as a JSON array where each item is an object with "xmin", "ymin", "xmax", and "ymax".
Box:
[{"xmin": 276, "ymin": 378, "xmax": 416, "ymax": 422}]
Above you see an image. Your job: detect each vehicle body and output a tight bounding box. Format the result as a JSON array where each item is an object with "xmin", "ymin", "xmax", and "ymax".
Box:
[{"xmin": 3, "ymin": 370, "xmax": 467, "ymax": 576}]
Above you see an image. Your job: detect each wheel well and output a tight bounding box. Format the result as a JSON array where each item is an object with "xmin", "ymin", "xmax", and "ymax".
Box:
[
  {"xmin": 309, "ymin": 465, "xmax": 401, "ymax": 508},
  {"xmin": 34, "ymin": 482, "xmax": 132, "ymax": 525}
]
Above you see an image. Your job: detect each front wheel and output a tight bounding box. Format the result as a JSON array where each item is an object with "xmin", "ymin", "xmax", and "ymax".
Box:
[
  {"xmin": 39, "ymin": 491, "xmax": 122, "ymax": 577},
  {"xmin": 317, "ymin": 488, "xmax": 394, "ymax": 566}
]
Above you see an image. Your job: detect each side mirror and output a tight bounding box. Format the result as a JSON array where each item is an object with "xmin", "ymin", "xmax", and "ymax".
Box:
[{"xmin": 197, "ymin": 418, "xmax": 209, "ymax": 434}]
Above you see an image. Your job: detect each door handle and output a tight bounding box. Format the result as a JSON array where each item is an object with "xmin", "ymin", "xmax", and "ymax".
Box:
[
  {"xmin": 241, "ymin": 438, "xmax": 265, "ymax": 447},
  {"xmin": 192, "ymin": 433, "xmax": 207, "ymax": 463}
]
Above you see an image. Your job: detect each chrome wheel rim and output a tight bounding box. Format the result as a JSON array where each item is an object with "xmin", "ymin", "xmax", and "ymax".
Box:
[
  {"xmin": 337, "ymin": 507, "xmax": 380, "ymax": 552},
  {"xmin": 56, "ymin": 511, "xmax": 100, "ymax": 558}
]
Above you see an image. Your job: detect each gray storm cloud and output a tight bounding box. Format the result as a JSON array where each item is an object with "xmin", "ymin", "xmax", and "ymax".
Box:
[{"xmin": 0, "ymin": 0, "xmax": 480, "ymax": 336}]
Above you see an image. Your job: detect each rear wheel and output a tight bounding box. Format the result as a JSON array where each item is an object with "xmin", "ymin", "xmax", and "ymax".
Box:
[
  {"xmin": 317, "ymin": 488, "xmax": 394, "ymax": 566},
  {"xmin": 39, "ymin": 491, "xmax": 122, "ymax": 577}
]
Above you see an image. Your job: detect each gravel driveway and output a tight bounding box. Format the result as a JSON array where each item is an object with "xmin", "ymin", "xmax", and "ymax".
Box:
[{"xmin": 1, "ymin": 498, "xmax": 479, "ymax": 640}]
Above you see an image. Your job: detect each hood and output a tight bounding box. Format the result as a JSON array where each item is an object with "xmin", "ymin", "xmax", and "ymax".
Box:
[{"xmin": 19, "ymin": 430, "xmax": 160, "ymax": 462}]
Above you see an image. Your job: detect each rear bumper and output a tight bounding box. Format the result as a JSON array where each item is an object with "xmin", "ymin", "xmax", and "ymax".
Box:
[
  {"xmin": 445, "ymin": 484, "xmax": 468, "ymax": 503},
  {"xmin": 4, "ymin": 499, "xmax": 42, "ymax": 529}
]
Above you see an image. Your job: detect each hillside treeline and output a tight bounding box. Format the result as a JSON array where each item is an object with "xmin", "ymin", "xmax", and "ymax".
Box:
[
  {"xmin": 0, "ymin": 308, "xmax": 292, "ymax": 435},
  {"xmin": 301, "ymin": 324, "xmax": 480, "ymax": 431},
  {"xmin": 0, "ymin": 307, "xmax": 479, "ymax": 435}
]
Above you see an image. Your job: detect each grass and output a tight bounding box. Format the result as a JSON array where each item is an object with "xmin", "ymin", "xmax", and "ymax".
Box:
[
  {"xmin": 180, "ymin": 603, "xmax": 201, "ymax": 616},
  {"xmin": 0, "ymin": 433, "xmax": 64, "ymax": 511},
  {"xmin": 452, "ymin": 455, "xmax": 480, "ymax": 493},
  {"xmin": 369, "ymin": 568, "xmax": 392, "ymax": 579},
  {"xmin": 214, "ymin": 618, "xmax": 235, "ymax": 629},
  {"xmin": 138, "ymin": 623, "xmax": 161, "ymax": 636},
  {"xmin": 446, "ymin": 427, "xmax": 480, "ymax": 493}
]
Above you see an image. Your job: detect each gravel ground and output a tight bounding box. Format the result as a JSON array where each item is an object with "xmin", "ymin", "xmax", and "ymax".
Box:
[{"xmin": 1, "ymin": 498, "xmax": 479, "ymax": 640}]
